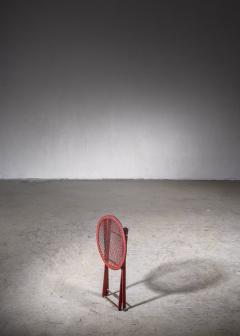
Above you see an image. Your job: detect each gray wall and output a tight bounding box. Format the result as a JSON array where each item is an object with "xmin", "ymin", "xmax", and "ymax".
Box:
[{"xmin": 1, "ymin": 1, "xmax": 240, "ymax": 179}]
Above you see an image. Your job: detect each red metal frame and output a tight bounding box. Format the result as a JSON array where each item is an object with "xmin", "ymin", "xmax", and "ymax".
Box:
[
  {"xmin": 96, "ymin": 215, "xmax": 128, "ymax": 311},
  {"xmin": 96, "ymin": 214, "xmax": 126, "ymax": 270}
]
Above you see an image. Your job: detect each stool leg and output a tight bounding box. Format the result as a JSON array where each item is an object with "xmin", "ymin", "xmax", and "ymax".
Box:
[
  {"xmin": 102, "ymin": 265, "xmax": 109, "ymax": 297},
  {"xmin": 118, "ymin": 269, "xmax": 123, "ymax": 310},
  {"xmin": 122, "ymin": 262, "xmax": 126, "ymax": 310}
]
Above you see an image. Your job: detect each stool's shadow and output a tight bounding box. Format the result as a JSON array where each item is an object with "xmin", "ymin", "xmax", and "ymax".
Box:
[{"xmin": 126, "ymin": 258, "xmax": 228, "ymax": 310}]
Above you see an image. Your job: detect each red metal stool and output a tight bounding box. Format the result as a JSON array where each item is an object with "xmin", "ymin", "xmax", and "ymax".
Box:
[{"xmin": 96, "ymin": 214, "xmax": 128, "ymax": 311}]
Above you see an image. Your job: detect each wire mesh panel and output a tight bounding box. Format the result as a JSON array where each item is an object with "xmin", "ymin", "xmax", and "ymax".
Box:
[{"xmin": 96, "ymin": 215, "xmax": 126, "ymax": 270}]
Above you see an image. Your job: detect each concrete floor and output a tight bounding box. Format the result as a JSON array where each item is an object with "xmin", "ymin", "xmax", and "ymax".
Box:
[{"xmin": 0, "ymin": 180, "xmax": 240, "ymax": 336}]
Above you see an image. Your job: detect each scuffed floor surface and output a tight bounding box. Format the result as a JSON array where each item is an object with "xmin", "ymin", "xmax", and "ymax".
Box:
[{"xmin": 0, "ymin": 180, "xmax": 240, "ymax": 336}]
